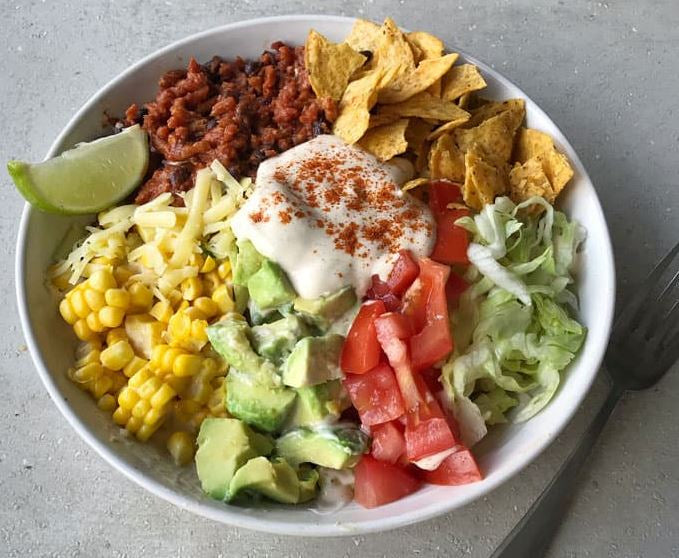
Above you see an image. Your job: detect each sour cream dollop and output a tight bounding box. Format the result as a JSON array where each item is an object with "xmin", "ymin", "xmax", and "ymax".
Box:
[{"xmin": 230, "ymin": 135, "xmax": 435, "ymax": 299}]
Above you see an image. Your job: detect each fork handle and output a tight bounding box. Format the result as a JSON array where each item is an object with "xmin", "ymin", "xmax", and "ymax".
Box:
[{"xmin": 491, "ymin": 383, "xmax": 624, "ymax": 558}]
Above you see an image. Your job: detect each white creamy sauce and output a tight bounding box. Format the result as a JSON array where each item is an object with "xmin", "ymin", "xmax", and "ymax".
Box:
[
  {"xmin": 412, "ymin": 447, "xmax": 458, "ymax": 471},
  {"xmin": 230, "ymin": 135, "xmax": 435, "ymax": 299}
]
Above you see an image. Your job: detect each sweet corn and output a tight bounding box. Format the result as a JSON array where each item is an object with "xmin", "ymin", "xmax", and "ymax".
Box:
[
  {"xmin": 174, "ymin": 399, "xmax": 202, "ymax": 423},
  {"xmin": 128, "ymin": 283, "xmax": 153, "ymax": 312},
  {"xmin": 99, "ymin": 306, "xmax": 125, "ymax": 328},
  {"xmin": 113, "ymin": 264, "xmax": 135, "ymax": 286},
  {"xmin": 168, "ymin": 289, "xmax": 183, "ymax": 308},
  {"xmin": 123, "ymin": 356, "xmax": 148, "ymax": 378},
  {"xmin": 189, "ymin": 253, "xmax": 205, "ymax": 269},
  {"xmin": 84, "ymin": 288, "xmax": 106, "ymax": 312},
  {"xmin": 73, "ymin": 319, "xmax": 97, "ymax": 341},
  {"xmin": 150, "ymin": 300, "xmax": 173, "ymax": 323},
  {"xmin": 106, "ymin": 327, "xmax": 128, "ymax": 346},
  {"xmin": 70, "ymin": 290, "xmax": 91, "ymax": 319},
  {"xmin": 58, "ymin": 298, "xmax": 79, "ymax": 325},
  {"xmin": 75, "ymin": 340, "xmax": 102, "ymax": 360},
  {"xmin": 173, "ymin": 354, "xmax": 203, "ymax": 378},
  {"xmin": 72, "ymin": 362, "xmax": 104, "ymax": 383},
  {"xmin": 193, "ymin": 297, "xmax": 218, "ymax": 318},
  {"xmin": 180, "ymin": 277, "xmax": 203, "ymax": 301},
  {"xmin": 89, "ymin": 269, "xmax": 117, "ymax": 293},
  {"xmin": 202, "ymin": 270, "xmax": 221, "ymax": 296},
  {"xmin": 92, "ymin": 375, "xmax": 114, "ymax": 398},
  {"xmin": 75, "ymin": 348, "xmax": 101, "ymax": 368},
  {"xmin": 217, "ymin": 261, "xmax": 231, "ymax": 280},
  {"xmin": 97, "ymin": 393, "xmax": 117, "ymax": 413},
  {"xmin": 105, "ymin": 288, "xmax": 130, "ymax": 310},
  {"xmin": 100, "ymin": 340, "xmax": 135, "ymax": 371},
  {"xmin": 86, "ymin": 311, "xmax": 105, "ymax": 333},
  {"xmin": 211, "ymin": 284, "xmax": 234, "ymax": 314},
  {"xmin": 200, "ymin": 256, "xmax": 216, "ymax": 274},
  {"xmin": 167, "ymin": 431, "xmax": 195, "ymax": 466}
]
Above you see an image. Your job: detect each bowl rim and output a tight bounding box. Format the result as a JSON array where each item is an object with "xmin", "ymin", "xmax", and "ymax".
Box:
[{"xmin": 15, "ymin": 14, "xmax": 616, "ymax": 536}]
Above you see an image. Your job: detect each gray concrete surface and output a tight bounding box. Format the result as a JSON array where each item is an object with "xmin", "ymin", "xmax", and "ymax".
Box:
[{"xmin": 1, "ymin": 0, "xmax": 678, "ymax": 556}]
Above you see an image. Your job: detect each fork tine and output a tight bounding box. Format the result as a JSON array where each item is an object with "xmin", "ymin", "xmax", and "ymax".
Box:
[
  {"xmin": 657, "ymin": 300, "xmax": 679, "ymax": 347},
  {"xmin": 619, "ymin": 240, "xmax": 679, "ymax": 332},
  {"xmin": 637, "ymin": 269, "xmax": 679, "ymax": 337}
]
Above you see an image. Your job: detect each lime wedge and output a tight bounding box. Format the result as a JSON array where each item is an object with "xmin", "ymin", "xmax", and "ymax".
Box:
[{"xmin": 8, "ymin": 124, "xmax": 149, "ymax": 214}]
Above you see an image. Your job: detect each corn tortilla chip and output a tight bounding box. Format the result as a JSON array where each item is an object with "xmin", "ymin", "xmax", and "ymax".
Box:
[
  {"xmin": 455, "ymin": 105, "xmax": 524, "ymax": 163},
  {"xmin": 402, "ymin": 177, "xmax": 430, "ymax": 192},
  {"xmin": 458, "ymin": 92, "xmax": 473, "ymax": 109},
  {"xmin": 377, "ymin": 91, "xmax": 470, "ymax": 122},
  {"xmin": 358, "ymin": 118, "xmax": 409, "ymax": 161},
  {"xmin": 378, "ymin": 53, "xmax": 459, "ymax": 104},
  {"xmin": 441, "ymin": 64, "xmax": 487, "ymax": 101},
  {"xmin": 462, "ymin": 146, "xmax": 508, "ymax": 210},
  {"xmin": 406, "ymin": 31, "xmax": 445, "ymax": 60},
  {"xmin": 305, "ymin": 30, "xmax": 367, "ymax": 101},
  {"xmin": 509, "ymin": 157, "xmax": 557, "ymax": 207},
  {"xmin": 514, "ymin": 128, "xmax": 574, "ymax": 193},
  {"xmin": 368, "ymin": 112, "xmax": 401, "ymax": 129},
  {"xmin": 345, "ymin": 19, "xmax": 382, "ymax": 57},
  {"xmin": 333, "ymin": 68, "xmax": 384, "ymax": 144},
  {"xmin": 374, "ymin": 18, "xmax": 416, "ymax": 90},
  {"xmin": 429, "ymin": 133, "xmax": 466, "ymax": 182},
  {"xmin": 406, "ymin": 37, "xmax": 424, "ymax": 64},
  {"xmin": 426, "ymin": 116, "xmax": 471, "ymax": 141},
  {"xmin": 405, "ymin": 118, "xmax": 434, "ymax": 172},
  {"xmin": 466, "ymin": 98, "xmax": 525, "ymax": 128}
]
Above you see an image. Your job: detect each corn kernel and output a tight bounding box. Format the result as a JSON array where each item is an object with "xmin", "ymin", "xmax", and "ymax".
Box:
[
  {"xmin": 127, "ymin": 367, "xmax": 152, "ymax": 388},
  {"xmin": 174, "ymin": 399, "xmax": 202, "ymax": 422},
  {"xmin": 86, "ymin": 312, "xmax": 105, "ymax": 333},
  {"xmin": 167, "ymin": 431, "xmax": 195, "ymax": 466},
  {"xmin": 137, "ymin": 376, "xmax": 163, "ymax": 401},
  {"xmin": 73, "ymin": 362, "xmax": 103, "ymax": 383},
  {"xmin": 113, "ymin": 265, "xmax": 135, "ymax": 286},
  {"xmin": 123, "ymin": 356, "xmax": 147, "ymax": 378},
  {"xmin": 189, "ymin": 253, "xmax": 205, "ymax": 269},
  {"xmin": 118, "ymin": 386, "xmax": 139, "ymax": 410},
  {"xmin": 217, "ymin": 261, "xmax": 231, "ymax": 280},
  {"xmin": 173, "ymin": 354, "xmax": 203, "ymax": 377},
  {"xmin": 106, "ymin": 327, "xmax": 128, "ymax": 346},
  {"xmin": 136, "ymin": 423, "xmax": 158, "ymax": 442},
  {"xmin": 89, "ymin": 269, "xmax": 117, "ymax": 292},
  {"xmin": 105, "ymin": 288, "xmax": 130, "ymax": 310},
  {"xmin": 200, "ymin": 256, "xmax": 216, "ymax": 274},
  {"xmin": 180, "ymin": 277, "xmax": 203, "ymax": 301},
  {"xmin": 100, "ymin": 340, "xmax": 134, "ymax": 371},
  {"xmin": 150, "ymin": 344, "xmax": 169, "ymax": 369},
  {"xmin": 128, "ymin": 283, "xmax": 153, "ymax": 311},
  {"xmin": 110, "ymin": 372, "xmax": 127, "ymax": 393},
  {"xmin": 167, "ymin": 313, "xmax": 192, "ymax": 345},
  {"xmin": 83, "ymin": 288, "xmax": 106, "ymax": 312},
  {"xmin": 190, "ymin": 320, "xmax": 208, "ymax": 342},
  {"xmin": 99, "ymin": 306, "xmax": 125, "ymax": 328},
  {"xmin": 132, "ymin": 399, "xmax": 151, "ymax": 419},
  {"xmin": 193, "ymin": 297, "xmax": 218, "ymax": 319},
  {"xmin": 150, "ymin": 300, "xmax": 173, "ymax": 323},
  {"xmin": 92, "ymin": 375, "xmax": 113, "ymax": 398},
  {"xmin": 211, "ymin": 284, "xmax": 234, "ymax": 314},
  {"xmin": 126, "ymin": 416, "xmax": 143, "ymax": 434},
  {"xmin": 70, "ymin": 290, "xmax": 91, "ymax": 319},
  {"xmin": 73, "ymin": 319, "xmax": 96, "ymax": 341},
  {"xmin": 144, "ymin": 406, "xmax": 165, "ymax": 426},
  {"xmin": 58, "ymin": 298, "xmax": 79, "ymax": 325},
  {"xmin": 168, "ymin": 289, "xmax": 183, "ymax": 307},
  {"xmin": 112, "ymin": 406, "xmax": 130, "ymax": 426},
  {"xmin": 98, "ymin": 394, "xmax": 117, "ymax": 414},
  {"xmin": 75, "ymin": 349, "xmax": 101, "ymax": 368},
  {"xmin": 202, "ymin": 270, "xmax": 221, "ymax": 296},
  {"xmin": 188, "ymin": 377, "xmax": 212, "ymax": 404},
  {"xmin": 162, "ymin": 347, "xmax": 183, "ymax": 373},
  {"xmin": 166, "ymin": 375, "xmax": 190, "ymax": 395}
]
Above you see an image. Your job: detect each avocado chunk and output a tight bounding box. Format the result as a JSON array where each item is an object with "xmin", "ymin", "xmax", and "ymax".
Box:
[
  {"xmin": 233, "ymin": 239, "xmax": 265, "ymax": 286},
  {"xmin": 206, "ymin": 314, "xmax": 278, "ymax": 385},
  {"xmin": 251, "ymin": 314, "xmax": 312, "ymax": 364},
  {"xmin": 195, "ymin": 418, "xmax": 273, "ymax": 501},
  {"xmin": 275, "ymin": 425, "xmax": 369, "ymax": 469},
  {"xmin": 233, "ymin": 283, "xmax": 250, "ymax": 314},
  {"xmin": 293, "ymin": 286, "xmax": 357, "ymax": 330},
  {"xmin": 226, "ymin": 370, "xmax": 297, "ymax": 433},
  {"xmin": 282, "ymin": 334, "xmax": 345, "ymax": 388},
  {"xmin": 286, "ymin": 380, "xmax": 350, "ymax": 428},
  {"xmin": 229, "ymin": 456, "xmax": 300, "ymax": 504},
  {"xmin": 247, "ymin": 260, "xmax": 297, "ymax": 310},
  {"xmin": 297, "ymin": 466, "xmax": 320, "ymax": 503}
]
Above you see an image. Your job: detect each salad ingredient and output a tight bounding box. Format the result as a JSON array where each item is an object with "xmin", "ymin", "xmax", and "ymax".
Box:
[
  {"xmin": 293, "ymin": 286, "xmax": 358, "ymax": 330},
  {"xmin": 285, "ymin": 380, "xmax": 348, "ymax": 428},
  {"xmin": 250, "ymin": 314, "xmax": 312, "ymax": 364},
  {"xmin": 353, "ymin": 456, "xmax": 422, "ymax": 509},
  {"xmin": 247, "ymin": 260, "xmax": 297, "ymax": 310},
  {"xmin": 340, "ymin": 300, "xmax": 386, "ymax": 375},
  {"xmin": 9, "ymin": 125, "xmax": 148, "ymax": 215},
  {"xmin": 370, "ymin": 421, "xmax": 406, "ymax": 465},
  {"xmin": 343, "ymin": 362, "xmax": 405, "ymax": 426},
  {"xmin": 195, "ymin": 418, "xmax": 273, "ymax": 501},
  {"xmin": 275, "ymin": 425, "xmax": 369, "ymax": 469},
  {"xmin": 282, "ymin": 334, "xmax": 345, "ymax": 388},
  {"xmin": 444, "ymin": 196, "xmax": 586, "ymax": 426},
  {"xmin": 421, "ymin": 448, "xmax": 482, "ymax": 485},
  {"xmin": 229, "ymin": 456, "xmax": 302, "ymax": 504},
  {"xmin": 229, "ymin": 134, "xmax": 435, "ymax": 299}
]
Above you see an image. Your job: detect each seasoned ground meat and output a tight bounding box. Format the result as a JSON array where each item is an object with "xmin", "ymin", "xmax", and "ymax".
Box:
[{"xmin": 124, "ymin": 42, "xmax": 338, "ymax": 204}]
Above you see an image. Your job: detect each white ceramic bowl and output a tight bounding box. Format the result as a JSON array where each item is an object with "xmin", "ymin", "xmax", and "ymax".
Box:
[{"xmin": 15, "ymin": 15, "xmax": 615, "ymax": 536}]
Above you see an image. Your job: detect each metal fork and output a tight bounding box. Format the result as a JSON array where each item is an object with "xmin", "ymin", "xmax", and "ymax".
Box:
[{"xmin": 491, "ymin": 241, "xmax": 679, "ymax": 558}]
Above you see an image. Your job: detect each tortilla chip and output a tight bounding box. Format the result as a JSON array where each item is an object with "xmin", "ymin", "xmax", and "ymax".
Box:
[
  {"xmin": 462, "ymin": 146, "xmax": 508, "ymax": 210},
  {"xmin": 508, "ymin": 157, "xmax": 556, "ymax": 207},
  {"xmin": 427, "ymin": 79, "xmax": 442, "ymax": 98},
  {"xmin": 368, "ymin": 112, "xmax": 401, "ymax": 129},
  {"xmin": 429, "ymin": 133, "xmax": 466, "ymax": 182},
  {"xmin": 406, "ymin": 37, "xmax": 424, "ymax": 64},
  {"xmin": 358, "ymin": 118, "xmax": 409, "ymax": 161},
  {"xmin": 373, "ymin": 18, "xmax": 416, "ymax": 90},
  {"xmin": 406, "ymin": 31, "xmax": 445, "ymax": 60},
  {"xmin": 345, "ymin": 19, "xmax": 382, "ymax": 56},
  {"xmin": 441, "ymin": 64, "xmax": 487, "ymax": 101},
  {"xmin": 514, "ymin": 128, "xmax": 574, "ymax": 193},
  {"xmin": 426, "ymin": 116, "xmax": 471, "ymax": 141},
  {"xmin": 377, "ymin": 92, "xmax": 470, "ymax": 122},
  {"xmin": 458, "ymin": 92, "xmax": 473, "ymax": 109},
  {"xmin": 402, "ymin": 177, "xmax": 430, "ymax": 192},
  {"xmin": 455, "ymin": 114, "xmax": 511, "ymax": 164},
  {"xmin": 466, "ymin": 98, "xmax": 525, "ymax": 128},
  {"xmin": 378, "ymin": 53, "xmax": 459, "ymax": 104},
  {"xmin": 333, "ymin": 69, "xmax": 384, "ymax": 144},
  {"xmin": 405, "ymin": 118, "xmax": 434, "ymax": 172},
  {"xmin": 305, "ymin": 30, "xmax": 367, "ymax": 101}
]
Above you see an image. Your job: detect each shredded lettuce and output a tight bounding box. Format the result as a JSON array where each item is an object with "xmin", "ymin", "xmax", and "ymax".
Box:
[{"xmin": 442, "ymin": 196, "xmax": 586, "ymax": 434}]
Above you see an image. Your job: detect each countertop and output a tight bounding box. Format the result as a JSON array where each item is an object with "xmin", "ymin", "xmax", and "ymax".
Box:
[{"xmin": 1, "ymin": 1, "xmax": 678, "ymax": 556}]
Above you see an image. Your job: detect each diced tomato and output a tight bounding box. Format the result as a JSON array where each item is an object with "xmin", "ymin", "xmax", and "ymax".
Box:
[
  {"xmin": 374, "ymin": 312, "xmax": 422, "ymax": 410},
  {"xmin": 370, "ymin": 421, "xmax": 406, "ymax": 465},
  {"xmin": 366, "ymin": 275, "xmax": 401, "ymax": 311},
  {"xmin": 340, "ymin": 300, "xmax": 386, "ymax": 374},
  {"xmin": 343, "ymin": 363, "xmax": 405, "ymax": 426},
  {"xmin": 386, "ymin": 250, "xmax": 420, "ymax": 296},
  {"xmin": 428, "ymin": 180, "xmax": 463, "ymax": 215},
  {"xmin": 445, "ymin": 271, "xmax": 468, "ymax": 304},
  {"xmin": 404, "ymin": 378, "xmax": 457, "ymax": 462},
  {"xmin": 354, "ymin": 456, "xmax": 422, "ymax": 508},
  {"xmin": 422, "ymin": 448, "xmax": 483, "ymax": 485},
  {"xmin": 402, "ymin": 278, "xmax": 427, "ymax": 332},
  {"xmin": 431, "ymin": 208, "xmax": 470, "ymax": 265},
  {"xmin": 420, "ymin": 368, "xmax": 443, "ymax": 394},
  {"xmin": 409, "ymin": 259, "xmax": 453, "ymax": 371}
]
